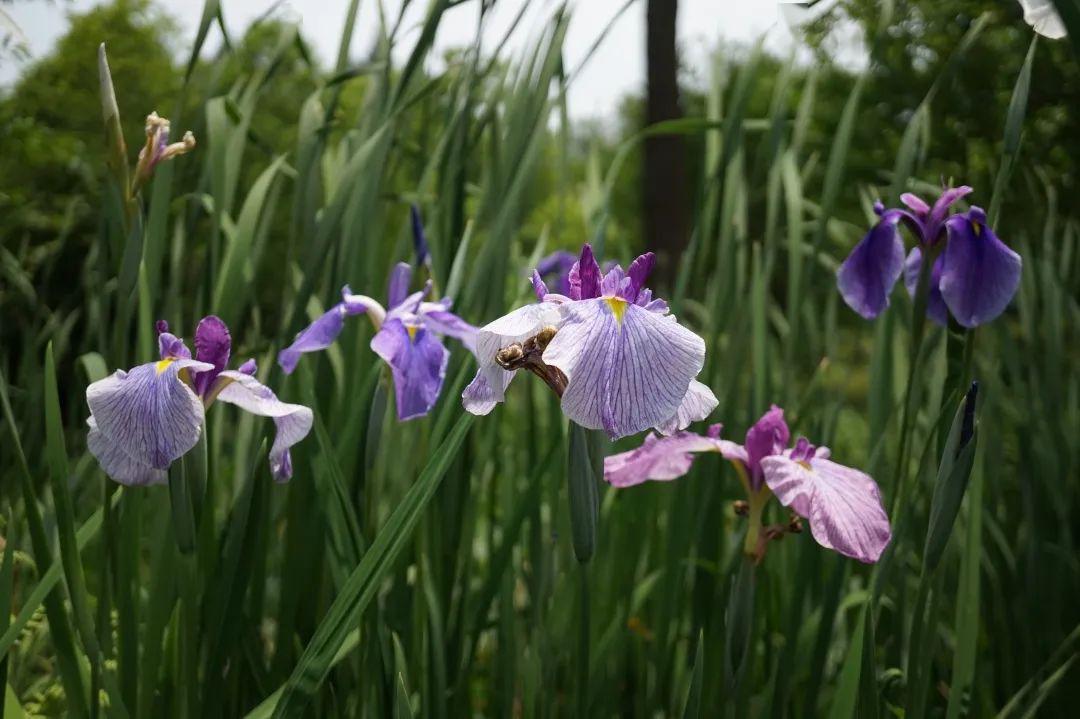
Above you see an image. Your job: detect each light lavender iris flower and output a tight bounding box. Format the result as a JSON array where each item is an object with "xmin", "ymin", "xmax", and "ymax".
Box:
[
  {"xmin": 462, "ymin": 244, "xmax": 717, "ymax": 440},
  {"xmin": 837, "ymin": 186, "xmax": 1022, "ymax": 328},
  {"xmin": 278, "ymin": 262, "xmax": 476, "ymax": 421},
  {"xmin": 86, "ymin": 316, "xmax": 313, "ymax": 486},
  {"xmin": 604, "ymin": 406, "xmax": 891, "ymax": 563}
]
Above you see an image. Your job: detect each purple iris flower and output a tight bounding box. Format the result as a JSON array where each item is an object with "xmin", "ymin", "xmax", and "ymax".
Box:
[
  {"xmin": 278, "ymin": 262, "xmax": 476, "ymax": 421},
  {"xmin": 604, "ymin": 406, "xmax": 891, "ymax": 563},
  {"xmin": 534, "ymin": 250, "xmax": 578, "ymax": 297},
  {"xmin": 463, "ymin": 244, "xmax": 717, "ymax": 440},
  {"xmin": 837, "ymin": 186, "xmax": 1022, "ymax": 328},
  {"xmin": 86, "ymin": 316, "xmax": 313, "ymax": 486}
]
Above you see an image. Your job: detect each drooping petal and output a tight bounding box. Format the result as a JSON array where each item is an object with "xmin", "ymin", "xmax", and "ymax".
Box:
[
  {"xmin": 387, "ymin": 262, "xmax": 414, "ymax": 310},
  {"xmin": 903, "ymin": 247, "xmax": 948, "ymax": 326},
  {"xmin": 278, "ymin": 288, "xmax": 385, "ymax": 374},
  {"xmin": 462, "ymin": 303, "xmax": 563, "ymax": 415},
  {"xmin": 421, "ymin": 307, "xmax": 477, "ymax": 355},
  {"xmin": 372, "ymin": 319, "xmax": 450, "ymax": 421},
  {"xmin": 542, "ymin": 297, "xmax": 706, "ymax": 440},
  {"xmin": 760, "ymin": 453, "xmax": 891, "ymax": 563},
  {"xmin": 654, "ymin": 379, "xmax": 719, "ymax": 435},
  {"xmin": 86, "ymin": 358, "xmax": 213, "ymax": 473},
  {"xmin": 603, "ymin": 431, "xmax": 722, "ymax": 488},
  {"xmin": 837, "ymin": 214, "xmax": 906, "ymax": 320},
  {"xmin": 192, "ymin": 315, "xmax": 231, "ymax": 397},
  {"xmin": 214, "ymin": 370, "xmax": 314, "ymax": 481},
  {"xmin": 940, "ymin": 210, "xmax": 1023, "ymax": 328},
  {"xmin": 278, "ymin": 305, "xmax": 347, "ymax": 374},
  {"xmin": 743, "ymin": 405, "xmax": 790, "ymax": 487},
  {"xmin": 87, "ymin": 417, "xmax": 167, "ymax": 486}
]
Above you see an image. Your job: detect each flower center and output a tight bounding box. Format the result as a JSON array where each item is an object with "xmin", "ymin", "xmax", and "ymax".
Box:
[
  {"xmin": 406, "ymin": 323, "xmax": 419, "ymax": 342},
  {"xmin": 605, "ymin": 296, "xmax": 628, "ymax": 325}
]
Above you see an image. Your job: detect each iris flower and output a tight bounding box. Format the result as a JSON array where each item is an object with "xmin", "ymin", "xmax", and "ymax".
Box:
[
  {"xmin": 278, "ymin": 262, "xmax": 476, "ymax": 421},
  {"xmin": 462, "ymin": 244, "xmax": 717, "ymax": 440},
  {"xmin": 86, "ymin": 316, "xmax": 312, "ymax": 486},
  {"xmin": 837, "ymin": 186, "xmax": 1022, "ymax": 328},
  {"xmin": 604, "ymin": 406, "xmax": 891, "ymax": 563}
]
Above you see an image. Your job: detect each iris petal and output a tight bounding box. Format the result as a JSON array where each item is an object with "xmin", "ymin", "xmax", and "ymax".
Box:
[
  {"xmin": 462, "ymin": 303, "xmax": 562, "ymax": 415},
  {"xmin": 214, "ymin": 370, "xmax": 314, "ymax": 481},
  {"xmin": 940, "ymin": 212, "xmax": 1022, "ymax": 328},
  {"xmin": 87, "ymin": 417, "xmax": 167, "ymax": 486},
  {"xmin": 371, "ymin": 319, "xmax": 450, "ymax": 421},
  {"xmin": 86, "ymin": 358, "xmax": 213, "ymax": 473},
  {"xmin": 192, "ymin": 315, "xmax": 231, "ymax": 396},
  {"xmin": 837, "ymin": 215, "xmax": 906, "ymax": 319},
  {"xmin": 542, "ymin": 298, "xmax": 705, "ymax": 440},
  {"xmin": 903, "ymin": 247, "xmax": 948, "ymax": 326},
  {"xmin": 654, "ymin": 379, "xmax": 718, "ymax": 435},
  {"xmin": 760, "ymin": 453, "xmax": 892, "ymax": 563},
  {"xmin": 603, "ymin": 431, "xmax": 721, "ymax": 488}
]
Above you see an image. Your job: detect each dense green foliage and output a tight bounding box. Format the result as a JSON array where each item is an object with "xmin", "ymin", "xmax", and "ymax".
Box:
[{"xmin": 1, "ymin": 0, "xmax": 1078, "ymax": 716}]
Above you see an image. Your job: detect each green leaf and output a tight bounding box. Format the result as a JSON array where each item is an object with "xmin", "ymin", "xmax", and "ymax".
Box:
[
  {"xmin": 264, "ymin": 414, "xmax": 474, "ymax": 718},
  {"xmin": 923, "ymin": 384, "xmax": 979, "ymax": 574},
  {"xmin": 567, "ymin": 422, "xmax": 601, "ymax": 564},
  {"xmin": 0, "ymin": 368, "xmax": 88, "ymax": 717},
  {"xmin": 828, "ymin": 603, "xmax": 867, "ymax": 719},
  {"xmin": 682, "ymin": 629, "xmax": 705, "ymax": 719},
  {"xmin": 724, "ymin": 555, "xmax": 756, "ymax": 692}
]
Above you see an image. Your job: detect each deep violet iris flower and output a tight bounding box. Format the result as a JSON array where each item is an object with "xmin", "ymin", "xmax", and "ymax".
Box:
[
  {"xmin": 837, "ymin": 186, "xmax": 1022, "ymax": 328},
  {"xmin": 604, "ymin": 406, "xmax": 891, "ymax": 563},
  {"xmin": 462, "ymin": 244, "xmax": 717, "ymax": 440},
  {"xmin": 86, "ymin": 316, "xmax": 313, "ymax": 486},
  {"xmin": 278, "ymin": 262, "xmax": 476, "ymax": 421}
]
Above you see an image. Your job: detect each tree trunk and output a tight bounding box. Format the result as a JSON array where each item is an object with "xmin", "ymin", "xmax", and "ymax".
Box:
[{"xmin": 644, "ymin": 0, "xmax": 688, "ymax": 281}]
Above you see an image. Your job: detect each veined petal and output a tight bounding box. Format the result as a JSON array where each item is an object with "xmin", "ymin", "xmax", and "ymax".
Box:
[
  {"xmin": 569, "ymin": 244, "xmax": 602, "ymax": 300},
  {"xmin": 760, "ymin": 454, "xmax": 892, "ymax": 563},
  {"xmin": 603, "ymin": 431, "xmax": 721, "ymax": 488},
  {"xmin": 903, "ymin": 247, "xmax": 948, "ymax": 326},
  {"xmin": 372, "ymin": 319, "xmax": 449, "ymax": 421},
  {"xmin": 422, "ymin": 308, "xmax": 478, "ymax": 355},
  {"xmin": 86, "ymin": 358, "xmax": 213, "ymax": 472},
  {"xmin": 462, "ymin": 303, "xmax": 563, "ymax": 415},
  {"xmin": 543, "ymin": 298, "xmax": 705, "ymax": 440},
  {"xmin": 940, "ymin": 210, "xmax": 1022, "ymax": 328},
  {"xmin": 531, "ymin": 270, "xmax": 549, "ymax": 300},
  {"xmin": 87, "ymin": 417, "xmax": 167, "ymax": 486},
  {"xmin": 214, "ymin": 370, "xmax": 314, "ymax": 481},
  {"xmin": 654, "ymin": 379, "xmax": 718, "ymax": 435},
  {"xmin": 837, "ymin": 215, "xmax": 906, "ymax": 320}
]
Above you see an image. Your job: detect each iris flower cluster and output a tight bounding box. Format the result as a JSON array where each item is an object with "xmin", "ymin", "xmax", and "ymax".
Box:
[
  {"xmin": 463, "ymin": 244, "xmax": 717, "ymax": 440},
  {"xmin": 837, "ymin": 186, "xmax": 1022, "ymax": 327},
  {"xmin": 86, "ymin": 316, "xmax": 312, "ymax": 485},
  {"xmin": 605, "ymin": 407, "xmax": 892, "ymax": 563}
]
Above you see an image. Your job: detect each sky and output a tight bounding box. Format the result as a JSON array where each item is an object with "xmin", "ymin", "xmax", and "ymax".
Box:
[{"xmin": 0, "ymin": 0, "xmax": 860, "ymax": 121}]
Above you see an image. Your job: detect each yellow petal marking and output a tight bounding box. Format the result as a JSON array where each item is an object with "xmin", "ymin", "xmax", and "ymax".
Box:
[
  {"xmin": 155, "ymin": 358, "xmax": 175, "ymax": 375},
  {"xmin": 605, "ymin": 296, "xmax": 628, "ymax": 325}
]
